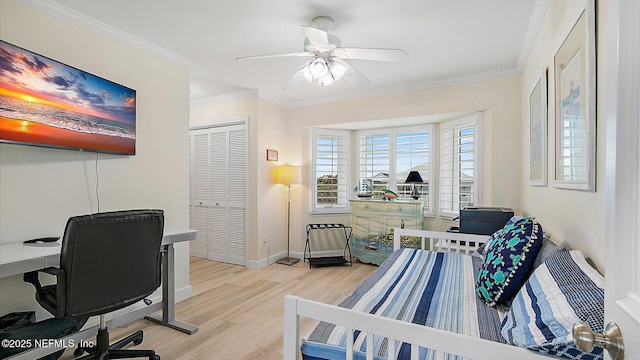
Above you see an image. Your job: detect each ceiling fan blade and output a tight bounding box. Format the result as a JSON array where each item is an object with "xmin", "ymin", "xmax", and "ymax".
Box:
[
  {"xmin": 235, "ymin": 52, "xmax": 312, "ymax": 61},
  {"xmin": 302, "ymin": 25, "xmax": 329, "ymax": 47},
  {"xmin": 334, "ymin": 48, "xmax": 409, "ymax": 62},
  {"xmin": 332, "ymin": 58, "xmax": 371, "ymax": 89}
]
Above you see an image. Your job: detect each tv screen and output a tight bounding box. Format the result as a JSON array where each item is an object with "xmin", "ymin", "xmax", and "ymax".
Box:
[{"xmin": 0, "ymin": 40, "xmax": 136, "ymax": 155}]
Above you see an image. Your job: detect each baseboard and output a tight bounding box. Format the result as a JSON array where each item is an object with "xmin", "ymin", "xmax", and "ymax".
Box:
[
  {"xmin": 246, "ymin": 251, "xmax": 286, "ymax": 269},
  {"xmin": 174, "ymin": 284, "xmax": 193, "ymax": 303},
  {"xmin": 247, "ymin": 250, "xmax": 347, "ymax": 269}
]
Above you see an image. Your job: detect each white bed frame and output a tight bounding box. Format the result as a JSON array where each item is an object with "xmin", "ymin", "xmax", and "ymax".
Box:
[{"xmin": 283, "ymin": 228, "xmax": 558, "ymax": 360}]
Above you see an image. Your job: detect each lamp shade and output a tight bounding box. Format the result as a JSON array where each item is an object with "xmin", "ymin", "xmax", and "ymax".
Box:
[
  {"xmin": 405, "ymin": 171, "xmax": 424, "ymax": 183},
  {"xmin": 298, "ymin": 57, "xmax": 349, "ymax": 86},
  {"xmin": 276, "ymin": 165, "xmax": 302, "ymax": 185}
]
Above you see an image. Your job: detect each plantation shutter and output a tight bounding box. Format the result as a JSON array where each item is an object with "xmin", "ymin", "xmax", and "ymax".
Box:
[
  {"xmin": 358, "ymin": 132, "xmax": 390, "ymax": 197},
  {"xmin": 396, "ymin": 129, "xmax": 431, "ymax": 213},
  {"xmin": 440, "ymin": 113, "xmax": 481, "ymax": 218},
  {"xmin": 356, "ymin": 125, "xmax": 433, "ymax": 215},
  {"xmin": 312, "ymin": 129, "xmax": 349, "ymax": 213}
]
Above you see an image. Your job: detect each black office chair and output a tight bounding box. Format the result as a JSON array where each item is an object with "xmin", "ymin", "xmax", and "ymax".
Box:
[{"xmin": 23, "ymin": 209, "xmax": 165, "ymax": 360}]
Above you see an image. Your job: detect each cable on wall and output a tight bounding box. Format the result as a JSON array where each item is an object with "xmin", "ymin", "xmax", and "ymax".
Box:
[{"xmin": 95, "ymin": 152, "xmax": 100, "ymax": 213}]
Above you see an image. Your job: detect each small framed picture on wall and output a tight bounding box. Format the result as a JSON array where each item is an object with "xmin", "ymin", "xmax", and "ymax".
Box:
[{"xmin": 266, "ymin": 149, "xmax": 278, "ymax": 162}]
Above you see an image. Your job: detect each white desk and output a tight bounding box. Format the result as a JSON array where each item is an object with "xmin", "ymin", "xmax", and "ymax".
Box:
[{"xmin": 0, "ymin": 227, "xmax": 198, "ymax": 360}]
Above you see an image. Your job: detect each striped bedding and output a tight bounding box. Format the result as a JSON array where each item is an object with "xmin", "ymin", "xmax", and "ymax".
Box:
[{"xmin": 301, "ymin": 248, "xmax": 507, "ymax": 360}]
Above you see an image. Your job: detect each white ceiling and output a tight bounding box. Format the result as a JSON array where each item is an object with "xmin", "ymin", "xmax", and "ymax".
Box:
[{"xmin": 28, "ymin": 0, "xmax": 547, "ymax": 107}]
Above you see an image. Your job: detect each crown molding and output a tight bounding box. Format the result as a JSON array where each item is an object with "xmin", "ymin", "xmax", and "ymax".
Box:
[
  {"xmin": 256, "ymin": 90, "xmax": 289, "ymax": 107},
  {"xmin": 190, "ymin": 88, "xmax": 292, "ymax": 108},
  {"xmin": 190, "ymin": 89, "xmax": 259, "ymax": 106},
  {"xmin": 16, "ymin": 0, "xmax": 197, "ymax": 69}
]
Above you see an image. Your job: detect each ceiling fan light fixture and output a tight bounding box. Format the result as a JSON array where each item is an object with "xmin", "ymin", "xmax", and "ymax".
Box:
[
  {"xmin": 297, "ymin": 57, "xmax": 350, "ymax": 87},
  {"xmin": 298, "ymin": 61, "xmax": 314, "ymax": 82},
  {"xmin": 317, "ymin": 73, "xmax": 335, "ymax": 86},
  {"xmin": 309, "ymin": 58, "xmax": 329, "ymax": 77},
  {"xmin": 237, "ymin": 16, "xmax": 407, "ymax": 90},
  {"xmin": 328, "ymin": 60, "xmax": 348, "ymax": 81}
]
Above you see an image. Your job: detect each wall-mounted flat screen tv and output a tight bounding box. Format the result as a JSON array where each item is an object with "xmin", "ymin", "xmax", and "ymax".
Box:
[{"xmin": 0, "ymin": 40, "xmax": 136, "ymax": 155}]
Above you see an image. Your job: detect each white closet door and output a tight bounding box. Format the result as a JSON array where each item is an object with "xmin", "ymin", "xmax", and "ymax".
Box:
[
  {"xmin": 189, "ymin": 132, "xmax": 210, "ymax": 259},
  {"xmin": 189, "ymin": 123, "xmax": 247, "ymax": 266},
  {"xmin": 208, "ymin": 130, "xmax": 229, "ymax": 262},
  {"xmin": 227, "ymin": 128, "xmax": 247, "ymax": 265}
]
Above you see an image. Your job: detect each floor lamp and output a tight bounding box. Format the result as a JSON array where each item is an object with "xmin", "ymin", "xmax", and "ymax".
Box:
[{"xmin": 276, "ymin": 165, "xmax": 302, "ymax": 265}]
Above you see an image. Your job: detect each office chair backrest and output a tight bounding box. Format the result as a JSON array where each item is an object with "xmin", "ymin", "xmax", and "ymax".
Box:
[{"xmin": 59, "ymin": 209, "xmax": 164, "ymax": 318}]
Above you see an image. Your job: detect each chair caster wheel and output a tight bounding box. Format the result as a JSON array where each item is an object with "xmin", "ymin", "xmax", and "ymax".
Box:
[
  {"xmin": 150, "ymin": 355, "xmax": 160, "ymax": 360},
  {"xmin": 74, "ymin": 347, "xmax": 85, "ymax": 356},
  {"xmin": 133, "ymin": 337, "xmax": 143, "ymax": 346}
]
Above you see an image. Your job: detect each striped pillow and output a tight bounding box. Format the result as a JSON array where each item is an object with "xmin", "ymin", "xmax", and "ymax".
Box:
[{"xmin": 500, "ymin": 250, "xmax": 604, "ymax": 360}]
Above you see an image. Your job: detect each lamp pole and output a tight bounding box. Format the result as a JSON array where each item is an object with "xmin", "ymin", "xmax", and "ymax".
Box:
[
  {"xmin": 277, "ymin": 182, "xmax": 299, "ymax": 265},
  {"xmin": 276, "ymin": 165, "xmax": 301, "ymax": 266}
]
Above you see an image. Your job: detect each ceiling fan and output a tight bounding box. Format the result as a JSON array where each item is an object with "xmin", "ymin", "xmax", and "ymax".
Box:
[{"xmin": 235, "ymin": 16, "xmax": 409, "ymax": 90}]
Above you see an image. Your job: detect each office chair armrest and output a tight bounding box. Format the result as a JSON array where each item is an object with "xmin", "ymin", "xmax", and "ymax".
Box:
[
  {"xmin": 23, "ymin": 267, "xmax": 67, "ymax": 318},
  {"xmin": 23, "ymin": 267, "xmax": 63, "ymax": 288}
]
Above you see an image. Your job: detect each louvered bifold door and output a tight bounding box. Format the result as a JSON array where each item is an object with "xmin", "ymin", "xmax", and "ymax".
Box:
[
  {"xmin": 189, "ymin": 123, "xmax": 247, "ymax": 266},
  {"xmin": 208, "ymin": 130, "xmax": 229, "ymax": 263},
  {"xmin": 189, "ymin": 131, "xmax": 211, "ymax": 259},
  {"xmin": 227, "ymin": 127, "xmax": 247, "ymax": 265}
]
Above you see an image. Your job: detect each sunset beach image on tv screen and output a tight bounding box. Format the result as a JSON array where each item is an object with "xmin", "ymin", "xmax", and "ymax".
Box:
[{"xmin": 0, "ymin": 40, "xmax": 136, "ymax": 155}]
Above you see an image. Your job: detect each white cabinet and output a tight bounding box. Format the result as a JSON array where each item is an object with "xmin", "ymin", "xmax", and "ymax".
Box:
[{"xmin": 350, "ymin": 200, "xmax": 423, "ymax": 265}]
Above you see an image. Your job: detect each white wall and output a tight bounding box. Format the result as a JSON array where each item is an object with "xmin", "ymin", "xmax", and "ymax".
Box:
[
  {"xmin": 519, "ymin": 0, "xmax": 605, "ymax": 270},
  {"xmin": 0, "ymin": 0, "xmax": 192, "ymax": 318}
]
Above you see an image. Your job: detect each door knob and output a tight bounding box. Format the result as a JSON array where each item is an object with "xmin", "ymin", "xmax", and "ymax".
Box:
[{"xmin": 573, "ymin": 322, "xmax": 624, "ymax": 360}]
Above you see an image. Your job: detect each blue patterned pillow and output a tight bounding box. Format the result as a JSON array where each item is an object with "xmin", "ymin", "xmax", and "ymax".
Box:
[
  {"xmin": 476, "ymin": 215, "xmax": 524, "ymax": 257},
  {"xmin": 475, "ymin": 217, "xmax": 543, "ymax": 306},
  {"xmin": 501, "ymin": 250, "xmax": 604, "ymax": 360}
]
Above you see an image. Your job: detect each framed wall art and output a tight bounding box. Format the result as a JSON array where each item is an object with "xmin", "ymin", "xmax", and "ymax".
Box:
[
  {"xmin": 529, "ymin": 68, "xmax": 548, "ymax": 186},
  {"xmin": 266, "ymin": 149, "xmax": 278, "ymax": 161},
  {"xmin": 552, "ymin": 0, "xmax": 596, "ymax": 191},
  {"xmin": 0, "ymin": 40, "xmax": 136, "ymax": 155}
]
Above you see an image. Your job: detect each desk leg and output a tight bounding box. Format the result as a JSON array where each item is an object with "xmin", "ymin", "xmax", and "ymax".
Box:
[{"xmin": 145, "ymin": 243, "xmax": 199, "ymax": 334}]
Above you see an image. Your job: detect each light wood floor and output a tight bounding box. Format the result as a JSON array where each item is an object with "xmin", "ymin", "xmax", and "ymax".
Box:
[{"xmin": 61, "ymin": 257, "xmax": 376, "ymax": 360}]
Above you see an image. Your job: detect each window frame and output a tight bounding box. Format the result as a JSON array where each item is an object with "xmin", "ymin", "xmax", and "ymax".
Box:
[
  {"xmin": 357, "ymin": 124, "xmax": 435, "ymax": 217},
  {"xmin": 310, "ymin": 128, "xmax": 351, "ymax": 214},
  {"xmin": 439, "ymin": 113, "xmax": 482, "ymax": 219}
]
